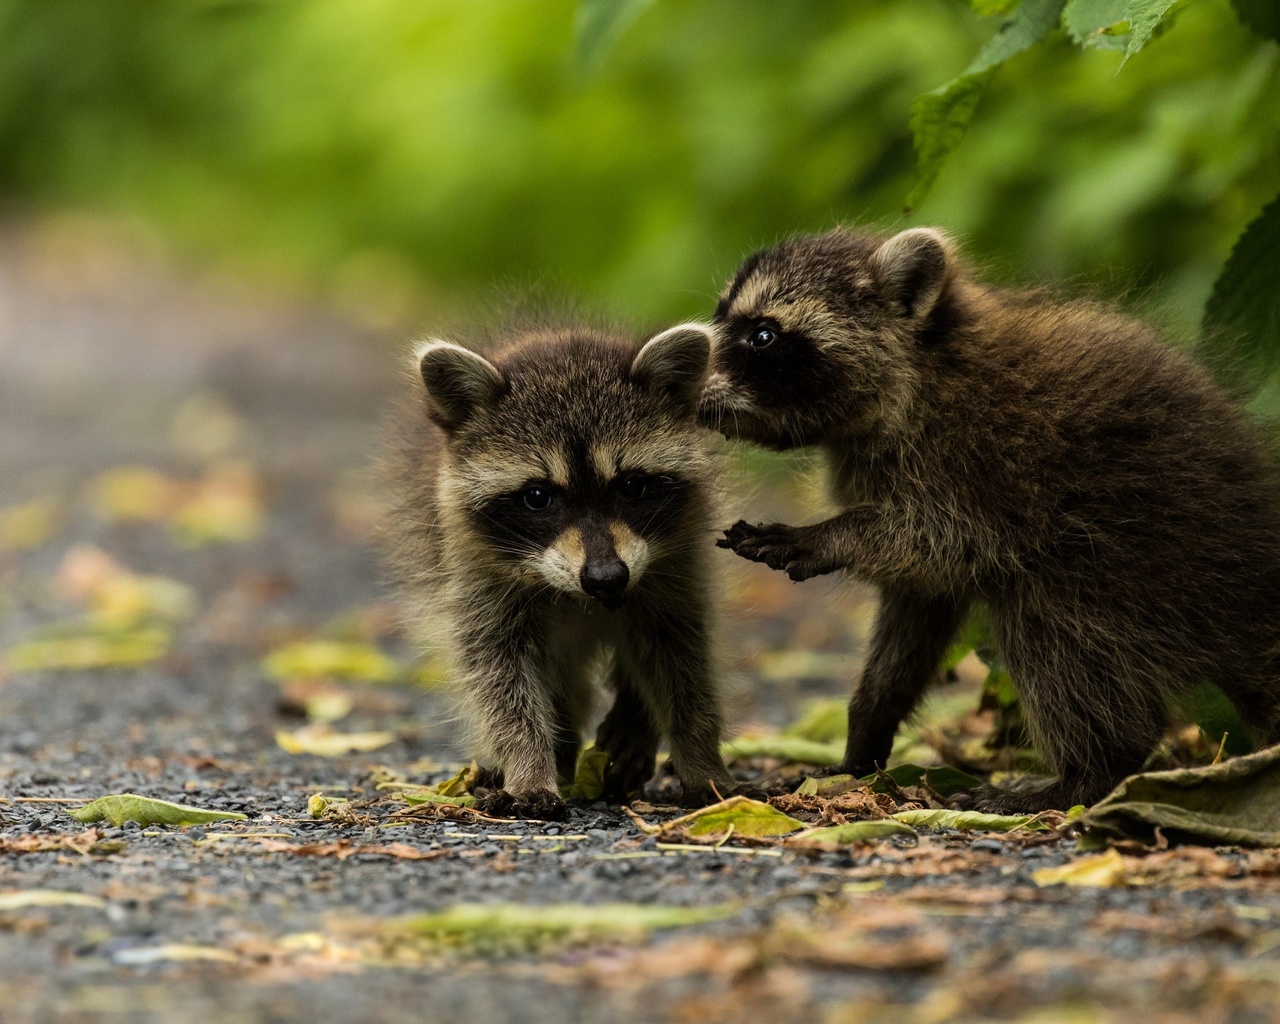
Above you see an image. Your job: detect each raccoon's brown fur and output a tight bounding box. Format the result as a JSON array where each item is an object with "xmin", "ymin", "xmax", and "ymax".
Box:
[
  {"xmin": 698, "ymin": 225, "xmax": 1280, "ymax": 812},
  {"xmin": 386, "ymin": 323, "xmax": 734, "ymax": 820}
]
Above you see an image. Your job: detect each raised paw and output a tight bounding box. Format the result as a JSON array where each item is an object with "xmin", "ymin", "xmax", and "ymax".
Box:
[
  {"xmin": 716, "ymin": 520, "xmax": 840, "ymax": 581},
  {"xmin": 600, "ymin": 743, "xmax": 657, "ymax": 801},
  {"xmin": 475, "ymin": 788, "xmax": 568, "ymax": 821},
  {"xmin": 970, "ymin": 780, "xmax": 1073, "ymax": 815}
]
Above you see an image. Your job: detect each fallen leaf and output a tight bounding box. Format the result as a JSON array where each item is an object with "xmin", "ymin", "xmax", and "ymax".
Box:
[
  {"xmin": 867, "ymin": 763, "xmax": 983, "ymax": 798},
  {"xmin": 1081, "ymin": 743, "xmax": 1280, "ymax": 847},
  {"xmin": 0, "ymin": 890, "xmax": 106, "ymax": 910},
  {"xmin": 113, "ymin": 944, "xmax": 240, "ymax": 965},
  {"xmin": 632, "ymin": 796, "xmax": 806, "ymax": 841},
  {"xmin": 170, "ymin": 460, "xmax": 264, "ymax": 546},
  {"xmin": 6, "ymin": 628, "xmax": 171, "ymax": 671},
  {"xmin": 0, "ymin": 497, "xmax": 60, "ymax": 551},
  {"xmin": 255, "ymin": 839, "xmax": 447, "ymax": 861},
  {"xmin": 88, "ymin": 467, "xmax": 180, "ymax": 522},
  {"xmin": 372, "ymin": 902, "xmax": 736, "ymax": 956},
  {"xmin": 788, "ymin": 820, "xmax": 918, "ymax": 847},
  {"xmin": 263, "ymin": 640, "xmax": 402, "ymax": 684},
  {"xmin": 567, "ymin": 743, "xmax": 608, "ymax": 801},
  {"xmin": 1033, "ymin": 849, "xmax": 1128, "ymax": 888},
  {"xmin": 795, "ymin": 774, "xmax": 862, "ymax": 798},
  {"xmin": 891, "ymin": 809, "xmax": 1048, "ymax": 832},
  {"xmin": 275, "ymin": 725, "xmax": 396, "ymax": 756},
  {"xmin": 721, "ymin": 736, "xmax": 843, "ymax": 767},
  {"xmin": 781, "ymin": 698, "xmax": 848, "ymax": 743},
  {"xmin": 71, "ymin": 794, "xmax": 248, "ymax": 828}
]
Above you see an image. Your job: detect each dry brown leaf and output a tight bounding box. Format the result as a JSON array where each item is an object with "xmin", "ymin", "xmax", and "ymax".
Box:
[{"xmin": 253, "ymin": 839, "xmax": 448, "ymax": 861}]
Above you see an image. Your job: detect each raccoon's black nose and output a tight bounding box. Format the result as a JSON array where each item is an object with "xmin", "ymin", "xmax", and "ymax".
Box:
[{"xmin": 580, "ymin": 560, "xmax": 629, "ymax": 600}]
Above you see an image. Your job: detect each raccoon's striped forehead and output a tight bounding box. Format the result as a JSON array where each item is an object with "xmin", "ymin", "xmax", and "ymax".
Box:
[
  {"xmin": 443, "ymin": 333, "xmax": 705, "ymax": 503},
  {"xmin": 714, "ymin": 230, "xmax": 881, "ymax": 334}
]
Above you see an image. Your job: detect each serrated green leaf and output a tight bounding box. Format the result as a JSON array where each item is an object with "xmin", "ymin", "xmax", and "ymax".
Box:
[
  {"xmin": 1231, "ymin": 0, "xmax": 1280, "ymax": 40},
  {"xmin": 1203, "ymin": 191, "xmax": 1280, "ymax": 395},
  {"xmin": 1123, "ymin": 0, "xmax": 1180, "ymax": 59},
  {"xmin": 71, "ymin": 794, "xmax": 248, "ymax": 828},
  {"xmin": 575, "ymin": 0, "xmax": 657, "ymax": 73},
  {"xmin": 864, "ymin": 763, "xmax": 984, "ymax": 798},
  {"xmin": 906, "ymin": 0, "xmax": 1066, "ymax": 211},
  {"xmin": 1063, "ymin": 0, "xmax": 1132, "ymax": 50},
  {"xmin": 722, "ymin": 736, "xmax": 843, "ymax": 766},
  {"xmin": 790, "ymin": 820, "xmax": 919, "ymax": 846},
  {"xmin": 891, "ymin": 808, "xmax": 1048, "ymax": 831}
]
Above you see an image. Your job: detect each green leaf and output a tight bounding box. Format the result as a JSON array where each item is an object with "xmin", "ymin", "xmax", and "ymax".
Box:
[
  {"xmin": 262, "ymin": 640, "xmax": 402, "ymax": 683},
  {"xmin": 864, "ymin": 763, "xmax": 985, "ymax": 798},
  {"xmin": 780, "ymin": 699, "xmax": 847, "ymax": 744},
  {"xmin": 905, "ymin": 0, "xmax": 1066, "ymax": 211},
  {"xmin": 891, "ymin": 808, "xmax": 1049, "ymax": 831},
  {"xmin": 6, "ymin": 627, "xmax": 171, "ymax": 671},
  {"xmin": 383, "ymin": 763, "xmax": 478, "ymax": 807},
  {"xmin": 791, "ymin": 820, "xmax": 918, "ymax": 846},
  {"xmin": 386, "ymin": 901, "xmax": 734, "ymax": 955},
  {"xmin": 658, "ymin": 796, "xmax": 806, "ymax": 838},
  {"xmin": 1080, "ymin": 743, "xmax": 1280, "ymax": 846},
  {"xmin": 721, "ymin": 736, "xmax": 843, "ymax": 766},
  {"xmin": 796, "ymin": 774, "xmax": 862, "ymax": 798},
  {"xmin": 1063, "ymin": 0, "xmax": 1132, "ymax": 50},
  {"xmin": 1231, "ymin": 0, "xmax": 1280, "ymax": 40},
  {"xmin": 71, "ymin": 794, "xmax": 248, "ymax": 828},
  {"xmin": 1203, "ymin": 191, "xmax": 1280, "ymax": 394},
  {"xmin": 1179, "ymin": 683, "xmax": 1254, "ymax": 758},
  {"xmin": 970, "ymin": 0, "xmax": 1024, "ymax": 14},
  {"xmin": 1123, "ymin": 0, "xmax": 1180, "ymax": 59},
  {"xmin": 575, "ymin": 0, "xmax": 657, "ymax": 74},
  {"xmin": 566, "ymin": 743, "xmax": 608, "ymax": 801}
]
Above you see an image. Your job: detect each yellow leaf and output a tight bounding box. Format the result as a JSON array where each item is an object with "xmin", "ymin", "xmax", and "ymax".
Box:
[
  {"xmin": 275, "ymin": 725, "xmax": 396, "ymax": 757},
  {"xmin": 661, "ymin": 796, "xmax": 806, "ymax": 839},
  {"xmin": 0, "ymin": 497, "xmax": 60, "ymax": 551},
  {"xmin": 1032, "ymin": 849, "xmax": 1128, "ymax": 888},
  {"xmin": 114, "ymin": 944, "xmax": 239, "ymax": 965},
  {"xmin": 6, "ymin": 628, "xmax": 171, "ymax": 671},
  {"xmin": 567, "ymin": 744, "xmax": 608, "ymax": 801},
  {"xmin": 172, "ymin": 461, "xmax": 264, "ymax": 546},
  {"xmin": 0, "ymin": 890, "xmax": 106, "ymax": 910},
  {"xmin": 263, "ymin": 640, "xmax": 402, "ymax": 683},
  {"xmin": 88, "ymin": 467, "xmax": 179, "ymax": 522}
]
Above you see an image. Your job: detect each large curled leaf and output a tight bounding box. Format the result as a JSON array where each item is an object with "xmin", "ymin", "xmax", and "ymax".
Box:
[
  {"xmin": 71, "ymin": 794, "xmax": 248, "ymax": 828},
  {"xmin": 1203, "ymin": 191, "xmax": 1280, "ymax": 396},
  {"xmin": 575, "ymin": 0, "xmax": 657, "ymax": 73},
  {"xmin": 1081, "ymin": 743, "xmax": 1280, "ymax": 846},
  {"xmin": 906, "ymin": 0, "xmax": 1066, "ymax": 210}
]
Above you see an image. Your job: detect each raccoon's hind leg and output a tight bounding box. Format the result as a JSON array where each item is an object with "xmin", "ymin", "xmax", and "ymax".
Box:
[
  {"xmin": 838, "ymin": 588, "xmax": 968, "ymax": 777},
  {"xmin": 622, "ymin": 603, "xmax": 734, "ymax": 807},
  {"xmin": 595, "ymin": 669, "xmax": 660, "ymax": 800},
  {"xmin": 976, "ymin": 618, "xmax": 1167, "ymax": 813}
]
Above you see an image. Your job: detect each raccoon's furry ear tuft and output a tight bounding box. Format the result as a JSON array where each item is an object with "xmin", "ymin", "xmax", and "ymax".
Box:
[
  {"xmin": 870, "ymin": 227, "xmax": 954, "ymax": 321},
  {"xmin": 415, "ymin": 340, "xmax": 505, "ymax": 430},
  {"xmin": 631, "ymin": 323, "xmax": 712, "ymax": 410}
]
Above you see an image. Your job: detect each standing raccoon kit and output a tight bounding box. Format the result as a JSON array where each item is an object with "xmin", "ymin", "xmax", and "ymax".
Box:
[
  {"xmin": 388, "ymin": 325, "xmax": 734, "ymax": 820},
  {"xmin": 702, "ymin": 226, "xmax": 1280, "ymax": 812}
]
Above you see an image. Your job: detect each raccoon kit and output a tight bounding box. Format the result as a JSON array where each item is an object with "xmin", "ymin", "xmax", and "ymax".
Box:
[
  {"xmin": 699, "ymin": 225, "xmax": 1280, "ymax": 812},
  {"xmin": 388, "ymin": 324, "xmax": 734, "ymax": 819}
]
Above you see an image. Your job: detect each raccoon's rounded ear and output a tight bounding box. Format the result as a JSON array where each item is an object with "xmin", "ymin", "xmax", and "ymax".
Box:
[
  {"xmin": 631, "ymin": 323, "xmax": 712, "ymax": 409},
  {"xmin": 415, "ymin": 339, "xmax": 504, "ymax": 430},
  {"xmin": 870, "ymin": 227, "xmax": 954, "ymax": 321}
]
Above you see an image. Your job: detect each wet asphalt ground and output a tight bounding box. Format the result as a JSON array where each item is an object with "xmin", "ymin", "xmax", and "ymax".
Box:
[{"xmin": 2, "ymin": 222, "xmax": 1279, "ymax": 1023}]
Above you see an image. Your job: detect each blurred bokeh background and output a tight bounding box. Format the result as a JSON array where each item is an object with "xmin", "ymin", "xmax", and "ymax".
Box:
[{"xmin": 0, "ymin": 0, "xmax": 1274, "ymax": 336}]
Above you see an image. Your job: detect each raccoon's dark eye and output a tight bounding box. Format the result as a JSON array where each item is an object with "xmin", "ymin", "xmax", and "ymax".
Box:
[
  {"xmin": 745, "ymin": 322, "xmax": 778, "ymax": 349},
  {"xmin": 522, "ymin": 485, "xmax": 554, "ymax": 511},
  {"xmin": 618, "ymin": 475, "xmax": 648, "ymax": 499}
]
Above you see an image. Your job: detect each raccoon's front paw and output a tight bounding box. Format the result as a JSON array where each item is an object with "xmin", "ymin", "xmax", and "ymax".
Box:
[
  {"xmin": 717, "ymin": 521, "xmax": 841, "ymax": 582},
  {"xmin": 600, "ymin": 745, "xmax": 657, "ymax": 801},
  {"xmin": 475, "ymin": 788, "xmax": 568, "ymax": 821},
  {"xmin": 970, "ymin": 780, "xmax": 1072, "ymax": 815}
]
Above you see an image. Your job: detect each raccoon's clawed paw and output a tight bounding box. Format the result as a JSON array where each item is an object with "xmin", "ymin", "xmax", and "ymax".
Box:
[
  {"xmin": 600, "ymin": 745, "xmax": 657, "ymax": 801},
  {"xmin": 970, "ymin": 780, "xmax": 1072, "ymax": 815},
  {"xmin": 717, "ymin": 521, "xmax": 839, "ymax": 581},
  {"xmin": 475, "ymin": 788, "xmax": 568, "ymax": 821}
]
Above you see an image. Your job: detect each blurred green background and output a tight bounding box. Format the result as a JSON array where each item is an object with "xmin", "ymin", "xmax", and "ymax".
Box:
[{"xmin": 0, "ymin": 0, "xmax": 1275, "ymax": 333}]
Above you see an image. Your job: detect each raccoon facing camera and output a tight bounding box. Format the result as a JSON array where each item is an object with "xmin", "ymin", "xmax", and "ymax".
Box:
[
  {"xmin": 700, "ymin": 225, "xmax": 1280, "ymax": 813},
  {"xmin": 386, "ymin": 323, "xmax": 734, "ymax": 820}
]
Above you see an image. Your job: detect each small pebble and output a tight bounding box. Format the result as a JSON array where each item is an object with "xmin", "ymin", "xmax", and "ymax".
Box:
[{"xmin": 970, "ymin": 838, "xmax": 1003, "ymax": 853}]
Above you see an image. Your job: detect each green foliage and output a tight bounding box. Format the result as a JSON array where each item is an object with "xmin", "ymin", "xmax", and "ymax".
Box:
[
  {"xmin": 906, "ymin": 0, "xmax": 1065, "ymax": 212},
  {"xmin": 576, "ymin": 0, "xmax": 656, "ymax": 72},
  {"xmin": 1231, "ymin": 0, "xmax": 1280, "ymax": 40},
  {"xmin": 71, "ymin": 794, "xmax": 247, "ymax": 828},
  {"xmin": 1203, "ymin": 191, "xmax": 1280, "ymax": 392}
]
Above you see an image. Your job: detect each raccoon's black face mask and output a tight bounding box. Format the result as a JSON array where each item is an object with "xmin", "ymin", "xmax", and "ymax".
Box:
[{"xmin": 417, "ymin": 325, "xmax": 715, "ymax": 603}]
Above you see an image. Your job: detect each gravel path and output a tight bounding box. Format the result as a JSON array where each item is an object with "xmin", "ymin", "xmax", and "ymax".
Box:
[{"xmin": 2, "ymin": 222, "xmax": 1278, "ymax": 1024}]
